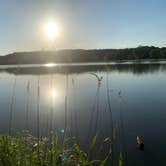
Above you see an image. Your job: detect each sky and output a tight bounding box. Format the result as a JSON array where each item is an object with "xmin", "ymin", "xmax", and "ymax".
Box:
[{"xmin": 0, "ymin": 0, "xmax": 166, "ymax": 55}]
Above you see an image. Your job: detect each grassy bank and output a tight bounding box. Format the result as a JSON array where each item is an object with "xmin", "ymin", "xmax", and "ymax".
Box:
[{"xmin": 0, "ymin": 131, "xmax": 112, "ymax": 166}]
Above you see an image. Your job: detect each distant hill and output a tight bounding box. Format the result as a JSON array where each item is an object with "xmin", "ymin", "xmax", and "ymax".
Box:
[{"xmin": 0, "ymin": 46, "xmax": 166, "ymax": 64}]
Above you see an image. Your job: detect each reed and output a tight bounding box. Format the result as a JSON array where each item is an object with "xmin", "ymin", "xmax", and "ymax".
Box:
[
  {"xmin": 9, "ymin": 77, "xmax": 17, "ymax": 135},
  {"xmin": 106, "ymin": 70, "xmax": 114, "ymax": 166},
  {"xmin": 25, "ymin": 80, "xmax": 30, "ymax": 130},
  {"xmin": 118, "ymin": 92, "xmax": 128, "ymax": 166},
  {"xmin": 87, "ymin": 76, "xmax": 101, "ymax": 142},
  {"xmin": 5, "ymin": 72, "xmax": 126, "ymax": 166},
  {"xmin": 0, "ymin": 132, "xmax": 112, "ymax": 166}
]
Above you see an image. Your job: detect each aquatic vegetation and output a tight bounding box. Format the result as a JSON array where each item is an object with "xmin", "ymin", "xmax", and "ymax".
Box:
[
  {"xmin": 118, "ymin": 152, "xmax": 123, "ymax": 166},
  {"xmin": 9, "ymin": 77, "xmax": 17, "ymax": 135},
  {"xmin": 25, "ymin": 80, "xmax": 30, "ymax": 130},
  {"xmin": 87, "ymin": 73, "xmax": 102, "ymax": 142},
  {"xmin": 117, "ymin": 91, "xmax": 128, "ymax": 166},
  {"xmin": 4, "ymin": 72, "xmax": 127, "ymax": 166},
  {"xmin": 0, "ymin": 132, "xmax": 112, "ymax": 166},
  {"xmin": 106, "ymin": 71, "xmax": 114, "ymax": 166},
  {"xmin": 136, "ymin": 136, "xmax": 144, "ymax": 151}
]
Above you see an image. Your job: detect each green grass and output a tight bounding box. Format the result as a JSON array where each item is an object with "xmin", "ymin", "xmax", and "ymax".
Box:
[{"xmin": 0, "ymin": 132, "xmax": 112, "ymax": 166}]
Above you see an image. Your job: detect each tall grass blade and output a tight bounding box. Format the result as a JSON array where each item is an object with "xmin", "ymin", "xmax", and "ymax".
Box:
[
  {"xmin": 9, "ymin": 77, "xmax": 17, "ymax": 135},
  {"xmin": 118, "ymin": 152, "xmax": 123, "ymax": 166},
  {"xmin": 26, "ymin": 80, "xmax": 30, "ymax": 130}
]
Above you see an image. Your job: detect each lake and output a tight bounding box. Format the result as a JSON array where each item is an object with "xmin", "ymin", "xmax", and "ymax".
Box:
[{"xmin": 0, "ymin": 62, "xmax": 166, "ymax": 166}]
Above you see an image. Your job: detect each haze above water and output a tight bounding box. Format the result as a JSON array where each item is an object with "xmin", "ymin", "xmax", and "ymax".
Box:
[{"xmin": 0, "ymin": 62, "xmax": 166, "ymax": 166}]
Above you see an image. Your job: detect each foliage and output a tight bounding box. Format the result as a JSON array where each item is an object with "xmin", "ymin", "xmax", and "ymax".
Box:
[
  {"xmin": 118, "ymin": 152, "xmax": 123, "ymax": 166},
  {"xmin": 0, "ymin": 132, "xmax": 112, "ymax": 166},
  {"xmin": 0, "ymin": 46, "xmax": 166, "ymax": 64}
]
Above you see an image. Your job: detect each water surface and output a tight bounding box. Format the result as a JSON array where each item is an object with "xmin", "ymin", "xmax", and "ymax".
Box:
[{"xmin": 0, "ymin": 62, "xmax": 166, "ymax": 165}]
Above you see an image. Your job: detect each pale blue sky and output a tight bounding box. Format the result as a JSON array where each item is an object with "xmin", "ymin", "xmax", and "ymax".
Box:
[{"xmin": 0, "ymin": 0, "xmax": 166, "ymax": 55}]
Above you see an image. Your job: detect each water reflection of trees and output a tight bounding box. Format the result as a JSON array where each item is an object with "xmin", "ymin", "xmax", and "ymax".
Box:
[{"xmin": 0, "ymin": 63, "xmax": 165, "ymax": 75}]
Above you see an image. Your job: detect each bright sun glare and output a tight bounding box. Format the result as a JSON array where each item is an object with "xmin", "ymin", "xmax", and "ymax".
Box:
[
  {"xmin": 51, "ymin": 89, "xmax": 57, "ymax": 97},
  {"xmin": 45, "ymin": 21, "xmax": 59, "ymax": 39},
  {"xmin": 45, "ymin": 63, "xmax": 56, "ymax": 67}
]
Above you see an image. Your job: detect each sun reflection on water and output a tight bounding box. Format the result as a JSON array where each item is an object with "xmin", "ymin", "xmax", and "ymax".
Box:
[
  {"xmin": 51, "ymin": 89, "xmax": 57, "ymax": 98},
  {"xmin": 45, "ymin": 63, "xmax": 57, "ymax": 67}
]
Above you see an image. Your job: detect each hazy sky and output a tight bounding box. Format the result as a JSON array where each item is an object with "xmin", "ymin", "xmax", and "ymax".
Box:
[{"xmin": 0, "ymin": 0, "xmax": 166, "ymax": 55}]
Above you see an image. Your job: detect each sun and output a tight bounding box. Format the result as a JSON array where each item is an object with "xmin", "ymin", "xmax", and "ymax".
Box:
[{"xmin": 45, "ymin": 21, "xmax": 59, "ymax": 39}]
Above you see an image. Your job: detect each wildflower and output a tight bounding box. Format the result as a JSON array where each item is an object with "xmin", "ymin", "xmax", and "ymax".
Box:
[
  {"xmin": 33, "ymin": 143, "xmax": 38, "ymax": 148},
  {"xmin": 42, "ymin": 137, "xmax": 48, "ymax": 142},
  {"xmin": 70, "ymin": 154, "xmax": 74, "ymax": 159},
  {"xmin": 59, "ymin": 154, "xmax": 67, "ymax": 162},
  {"xmin": 103, "ymin": 137, "xmax": 110, "ymax": 143},
  {"xmin": 103, "ymin": 137, "xmax": 112, "ymax": 144}
]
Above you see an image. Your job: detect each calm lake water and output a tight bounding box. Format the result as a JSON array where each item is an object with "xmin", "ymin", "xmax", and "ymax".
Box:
[{"xmin": 0, "ymin": 62, "xmax": 166, "ymax": 165}]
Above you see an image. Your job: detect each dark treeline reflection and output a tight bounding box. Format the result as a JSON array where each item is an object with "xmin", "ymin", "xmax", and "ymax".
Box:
[{"xmin": 0, "ymin": 63, "xmax": 165, "ymax": 75}]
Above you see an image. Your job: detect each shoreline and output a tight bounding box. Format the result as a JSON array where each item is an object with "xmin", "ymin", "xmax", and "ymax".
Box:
[{"xmin": 0, "ymin": 59, "xmax": 166, "ymax": 67}]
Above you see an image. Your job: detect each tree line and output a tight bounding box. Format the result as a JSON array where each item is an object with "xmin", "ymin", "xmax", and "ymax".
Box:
[{"xmin": 0, "ymin": 46, "xmax": 166, "ymax": 64}]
